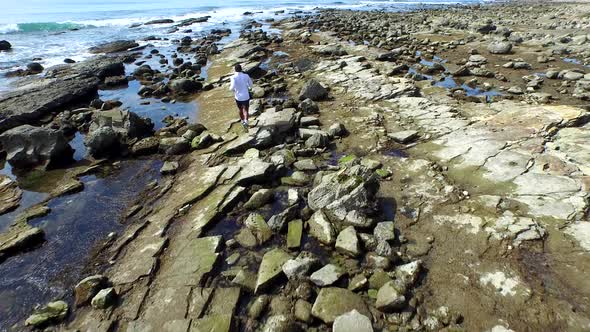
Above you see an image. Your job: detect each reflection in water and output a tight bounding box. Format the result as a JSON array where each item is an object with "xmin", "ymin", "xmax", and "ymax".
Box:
[{"xmin": 0, "ymin": 159, "xmax": 161, "ymax": 330}]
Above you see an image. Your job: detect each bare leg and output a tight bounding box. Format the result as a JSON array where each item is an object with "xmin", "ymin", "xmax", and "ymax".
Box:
[
  {"xmin": 238, "ymin": 106, "xmax": 244, "ymax": 121},
  {"xmin": 242, "ymin": 105, "xmax": 249, "ymax": 123}
]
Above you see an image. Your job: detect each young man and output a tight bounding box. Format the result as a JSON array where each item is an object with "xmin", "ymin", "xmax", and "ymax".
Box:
[{"xmin": 229, "ymin": 64, "xmax": 254, "ymax": 129}]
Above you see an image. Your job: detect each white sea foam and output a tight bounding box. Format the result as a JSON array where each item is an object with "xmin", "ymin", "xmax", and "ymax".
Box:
[{"xmin": 0, "ymin": 24, "xmax": 20, "ymax": 34}]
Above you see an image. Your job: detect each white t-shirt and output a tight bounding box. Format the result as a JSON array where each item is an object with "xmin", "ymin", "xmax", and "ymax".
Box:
[{"xmin": 229, "ymin": 72, "xmax": 253, "ymax": 101}]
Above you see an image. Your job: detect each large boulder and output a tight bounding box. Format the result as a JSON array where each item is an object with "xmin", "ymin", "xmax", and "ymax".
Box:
[
  {"xmin": 252, "ymin": 108, "xmax": 298, "ymax": 148},
  {"xmin": 488, "ymin": 41, "xmax": 513, "ymax": 54},
  {"xmin": 0, "ymin": 76, "xmax": 100, "ymax": 133},
  {"xmin": 168, "ymin": 79, "xmax": 203, "ymax": 95},
  {"xmin": 88, "ymin": 40, "xmax": 139, "ymax": 54},
  {"xmin": 0, "ymin": 125, "xmax": 73, "ymax": 169},
  {"xmin": 307, "ymin": 162, "xmax": 379, "ymax": 220},
  {"xmin": 299, "ymin": 79, "xmax": 328, "ymax": 101},
  {"xmin": 85, "ymin": 109, "xmax": 154, "ymax": 157},
  {"xmin": 0, "ymin": 40, "xmax": 11, "ymax": 51}
]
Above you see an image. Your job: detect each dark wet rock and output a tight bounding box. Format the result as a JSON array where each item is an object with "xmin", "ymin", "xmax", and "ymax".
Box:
[
  {"xmin": 75, "ymin": 275, "xmax": 108, "ymax": 307},
  {"xmin": 299, "ymin": 79, "xmax": 328, "ymax": 101},
  {"xmin": 0, "ymin": 125, "xmax": 73, "ymax": 169},
  {"xmin": 475, "ymin": 23, "xmax": 496, "ymax": 34},
  {"xmin": 176, "ymin": 16, "xmax": 210, "ymax": 27},
  {"xmin": 168, "ymin": 78, "xmax": 203, "ymax": 95},
  {"xmin": 488, "ymin": 41, "xmax": 513, "ymax": 54},
  {"xmin": 88, "ymin": 40, "xmax": 139, "ymax": 54},
  {"xmin": 85, "ymin": 109, "xmax": 154, "ymax": 157},
  {"xmin": 0, "ymin": 40, "xmax": 11, "ymax": 51},
  {"xmin": 47, "ymin": 56, "xmax": 126, "ymax": 80},
  {"xmin": 0, "ymin": 175, "xmax": 22, "ymax": 214},
  {"xmin": 311, "ymin": 287, "xmax": 371, "ymax": 324},
  {"xmin": 26, "ymin": 62, "xmax": 44, "ymax": 74},
  {"xmin": 130, "ymin": 137, "xmax": 159, "ymax": 155},
  {"xmin": 64, "ymin": 58, "xmax": 76, "ymax": 64},
  {"xmin": 298, "ymin": 98, "xmax": 319, "ymax": 115},
  {"xmin": 25, "ymin": 300, "xmax": 68, "ymax": 328},
  {"xmin": 144, "ymin": 19, "xmax": 174, "ymax": 25},
  {"xmin": 0, "ymin": 75, "xmax": 99, "ymax": 133}
]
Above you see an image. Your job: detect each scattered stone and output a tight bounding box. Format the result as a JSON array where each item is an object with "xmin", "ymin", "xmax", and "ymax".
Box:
[
  {"xmin": 349, "ymin": 274, "xmax": 368, "ymax": 292},
  {"xmin": 160, "ymin": 161, "xmax": 179, "ymax": 175},
  {"xmin": 308, "ymin": 210, "xmax": 336, "ymax": 245},
  {"xmin": 488, "ymin": 41, "xmax": 512, "ymax": 54},
  {"xmin": 376, "ymin": 280, "xmax": 406, "ymax": 312},
  {"xmin": 294, "ymin": 299, "xmax": 313, "ymax": 323},
  {"xmin": 244, "ymin": 188, "xmax": 274, "ymax": 209},
  {"xmin": 335, "ymin": 226, "xmax": 361, "ymax": 257},
  {"xmin": 299, "ymin": 79, "xmax": 329, "ymax": 101},
  {"xmin": 255, "ymin": 248, "xmax": 292, "ymax": 293},
  {"xmin": 333, "ymin": 310, "xmax": 374, "ymax": 332},
  {"xmin": 91, "ymin": 287, "xmax": 117, "ymax": 309},
  {"xmin": 244, "ymin": 213, "xmax": 273, "ymax": 245},
  {"xmin": 374, "ymin": 222, "xmax": 395, "ymax": 242},
  {"xmin": 74, "ymin": 275, "xmax": 108, "ymax": 307},
  {"xmin": 287, "ymin": 220, "xmax": 303, "ymax": 249},
  {"xmin": 0, "ymin": 125, "xmax": 73, "ymax": 169},
  {"xmin": 388, "ymin": 130, "xmax": 418, "ymax": 144},
  {"xmin": 311, "ymin": 287, "xmax": 371, "ymax": 324},
  {"xmin": 282, "ymin": 253, "xmax": 319, "ymax": 280},
  {"xmin": 310, "ymin": 264, "xmax": 344, "ymax": 286}
]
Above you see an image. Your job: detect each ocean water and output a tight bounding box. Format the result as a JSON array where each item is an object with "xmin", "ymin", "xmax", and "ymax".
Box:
[{"xmin": 0, "ymin": 0, "xmax": 481, "ymax": 91}]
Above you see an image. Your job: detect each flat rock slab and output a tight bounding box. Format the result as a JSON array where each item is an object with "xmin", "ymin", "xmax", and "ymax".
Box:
[
  {"xmin": 388, "ymin": 130, "xmax": 418, "ymax": 144},
  {"xmin": 311, "ymin": 287, "xmax": 371, "ymax": 324},
  {"xmin": 0, "ymin": 76, "xmax": 100, "ymax": 133},
  {"xmin": 255, "ymin": 248, "xmax": 292, "ymax": 293},
  {"xmin": 0, "ymin": 175, "xmax": 21, "ymax": 214}
]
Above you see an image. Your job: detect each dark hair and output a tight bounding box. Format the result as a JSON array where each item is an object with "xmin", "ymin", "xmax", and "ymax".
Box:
[{"xmin": 234, "ymin": 64, "xmax": 243, "ymax": 72}]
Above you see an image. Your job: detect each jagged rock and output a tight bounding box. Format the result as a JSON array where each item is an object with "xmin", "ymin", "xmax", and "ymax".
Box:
[
  {"xmin": 305, "ymin": 132, "xmax": 330, "ymax": 148},
  {"xmin": 308, "ymin": 210, "xmax": 336, "ymax": 245},
  {"xmin": 253, "ymin": 108, "xmax": 298, "ymax": 147},
  {"xmin": 374, "ymin": 222, "xmax": 395, "ymax": 242},
  {"xmin": 336, "ymin": 226, "xmax": 361, "ymax": 257},
  {"xmin": 169, "ymin": 78, "xmax": 202, "ymax": 95},
  {"xmin": 308, "ymin": 163, "xmax": 379, "ymax": 219},
  {"xmin": 74, "ymin": 275, "xmax": 108, "ymax": 307},
  {"xmin": 311, "ymin": 287, "xmax": 371, "ymax": 324},
  {"xmin": 160, "ymin": 161, "xmax": 179, "ymax": 175},
  {"xmin": 91, "ymin": 287, "xmax": 116, "ymax": 309},
  {"xmin": 328, "ymin": 123, "xmax": 347, "ymax": 137},
  {"xmin": 282, "ymin": 252, "xmax": 319, "ymax": 280},
  {"xmin": 85, "ymin": 109, "xmax": 154, "ymax": 157},
  {"xmin": 333, "ymin": 310, "xmax": 374, "ymax": 332},
  {"xmin": 299, "ymin": 79, "xmax": 328, "ymax": 101},
  {"xmin": 281, "ymin": 171, "xmax": 310, "ymax": 187},
  {"xmin": 236, "ymin": 159, "xmax": 275, "ymax": 185},
  {"xmin": 488, "ymin": 41, "xmax": 512, "ymax": 54},
  {"xmin": 293, "ymin": 159, "xmax": 317, "ymax": 171},
  {"xmin": 267, "ymin": 205, "xmax": 298, "ymax": 232},
  {"xmin": 244, "ymin": 188, "xmax": 274, "ymax": 209},
  {"xmin": 310, "ymin": 264, "xmax": 344, "ymax": 286},
  {"xmin": 89, "ymin": 40, "xmax": 139, "ymax": 54},
  {"xmin": 349, "ymin": 274, "xmax": 369, "ymax": 292},
  {"xmin": 298, "ymin": 98, "xmax": 319, "ymax": 114},
  {"xmin": 0, "ymin": 125, "xmax": 73, "ymax": 169},
  {"xmin": 255, "ymin": 248, "xmax": 292, "ymax": 293},
  {"xmin": 376, "ymin": 280, "xmax": 406, "ymax": 312},
  {"xmin": 344, "ymin": 210, "xmax": 375, "ymax": 228},
  {"xmin": 232, "ymin": 269, "xmax": 257, "ymax": 292},
  {"xmin": 244, "ymin": 213, "xmax": 273, "ymax": 245},
  {"xmin": 25, "ymin": 301, "xmax": 68, "ymax": 327}
]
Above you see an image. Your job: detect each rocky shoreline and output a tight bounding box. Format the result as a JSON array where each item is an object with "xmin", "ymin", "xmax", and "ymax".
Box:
[{"xmin": 2, "ymin": 1, "xmax": 590, "ymax": 331}]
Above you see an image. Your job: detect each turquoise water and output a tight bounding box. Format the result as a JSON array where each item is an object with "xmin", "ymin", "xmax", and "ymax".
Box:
[{"xmin": 0, "ymin": 0, "xmax": 481, "ymax": 91}]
